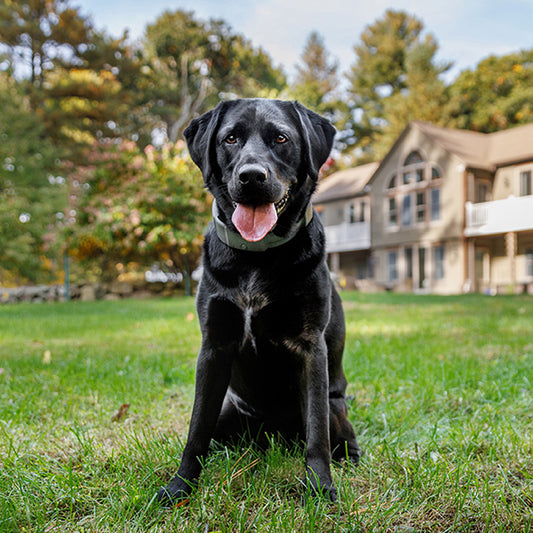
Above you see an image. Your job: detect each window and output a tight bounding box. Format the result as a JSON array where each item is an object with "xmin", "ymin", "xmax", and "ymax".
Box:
[
  {"xmin": 527, "ymin": 249, "xmax": 533, "ymax": 277},
  {"xmin": 430, "ymin": 188, "xmax": 441, "ymax": 221},
  {"xmin": 404, "ymin": 151, "xmax": 424, "ymax": 165},
  {"xmin": 356, "ymin": 260, "xmax": 368, "ymax": 280},
  {"xmin": 348, "ymin": 204, "xmax": 356, "ymax": 223},
  {"xmin": 402, "ymin": 194, "xmax": 412, "ymax": 226},
  {"xmin": 388, "ymin": 197, "xmax": 397, "ymax": 227},
  {"xmin": 475, "ymin": 182, "xmax": 490, "ymax": 203},
  {"xmin": 388, "ymin": 251, "xmax": 398, "ymax": 282},
  {"xmin": 405, "ymin": 247, "xmax": 413, "ymax": 279},
  {"xmin": 520, "ymin": 170, "xmax": 532, "ymax": 196},
  {"xmin": 416, "ymin": 192, "xmax": 426, "ymax": 223},
  {"xmin": 348, "ymin": 202, "xmax": 366, "ymax": 223},
  {"xmin": 386, "ymin": 151, "xmax": 441, "ymax": 232},
  {"xmin": 359, "ymin": 201, "xmax": 367, "ymax": 223},
  {"xmin": 433, "ymin": 246, "xmax": 445, "ymax": 280},
  {"xmin": 431, "ymin": 166, "xmax": 441, "ymax": 180}
]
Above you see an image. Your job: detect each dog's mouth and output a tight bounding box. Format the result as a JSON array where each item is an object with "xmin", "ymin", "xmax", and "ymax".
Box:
[{"xmin": 231, "ymin": 188, "xmax": 291, "ymax": 242}]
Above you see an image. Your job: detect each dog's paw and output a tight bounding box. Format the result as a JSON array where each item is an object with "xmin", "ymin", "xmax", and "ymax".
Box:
[
  {"xmin": 156, "ymin": 476, "xmax": 193, "ymax": 507},
  {"xmin": 332, "ymin": 440, "xmax": 362, "ymax": 466},
  {"xmin": 305, "ymin": 467, "xmax": 338, "ymax": 503},
  {"xmin": 306, "ymin": 480, "xmax": 338, "ymax": 503}
]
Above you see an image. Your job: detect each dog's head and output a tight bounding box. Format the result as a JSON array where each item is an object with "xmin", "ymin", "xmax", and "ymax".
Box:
[{"xmin": 184, "ymin": 99, "xmax": 335, "ymax": 243}]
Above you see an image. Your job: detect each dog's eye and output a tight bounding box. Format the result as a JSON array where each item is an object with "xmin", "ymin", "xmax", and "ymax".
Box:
[
  {"xmin": 275, "ymin": 134, "xmax": 288, "ymax": 144},
  {"xmin": 225, "ymin": 134, "xmax": 237, "ymax": 144}
]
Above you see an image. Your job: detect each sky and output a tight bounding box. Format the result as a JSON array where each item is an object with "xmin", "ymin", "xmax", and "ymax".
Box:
[{"xmin": 80, "ymin": 0, "xmax": 533, "ymax": 82}]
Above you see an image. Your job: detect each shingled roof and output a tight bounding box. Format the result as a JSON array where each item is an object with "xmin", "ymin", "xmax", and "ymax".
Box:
[
  {"xmin": 315, "ymin": 122, "xmax": 533, "ymax": 201},
  {"xmin": 314, "ymin": 162, "xmax": 379, "ymax": 203},
  {"xmin": 411, "ymin": 121, "xmax": 533, "ymax": 171}
]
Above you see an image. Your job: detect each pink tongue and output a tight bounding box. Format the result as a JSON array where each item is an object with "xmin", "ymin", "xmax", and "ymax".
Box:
[{"xmin": 231, "ymin": 203, "xmax": 278, "ymax": 242}]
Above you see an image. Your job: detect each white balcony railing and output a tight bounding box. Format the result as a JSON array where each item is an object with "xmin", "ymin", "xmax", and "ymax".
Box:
[
  {"xmin": 324, "ymin": 221, "xmax": 371, "ymax": 253},
  {"xmin": 465, "ymin": 195, "xmax": 533, "ymax": 236}
]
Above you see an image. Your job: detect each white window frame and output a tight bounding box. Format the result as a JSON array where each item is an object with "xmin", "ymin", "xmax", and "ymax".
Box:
[
  {"xmin": 388, "ymin": 250, "xmax": 399, "ymax": 282},
  {"xmin": 526, "ymin": 249, "xmax": 533, "ymax": 278},
  {"xmin": 433, "ymin": 245, "xmax": 445, "ymax": 281},
  {"xmin": 519, "ymin": 168, "xmax": 532, "ymax": 197},
  {"xmin": 385, "ymin": 154, "xmax": 442, "ymax": 232}
]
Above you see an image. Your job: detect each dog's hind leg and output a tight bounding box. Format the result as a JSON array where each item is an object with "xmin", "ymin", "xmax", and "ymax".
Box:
[{"xmin": 329, "ymin": 395, "xmax": 360, "ymax": 464}]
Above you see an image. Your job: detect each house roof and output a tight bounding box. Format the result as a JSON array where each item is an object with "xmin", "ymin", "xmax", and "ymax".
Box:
[
  {"xmin": 313, "ymin": 162, "xmax": 379, "ymax": 204},
  {"xmin": 411, "ymin": 121, "xmax": 491, "ymax": 170},
  {"xmin": 487, "ymin": 122, "xmax": 533, "ymax": 167},
  {"xmin": 411, "ymin": 120, "xmax": 533, "ymax": 170},
  {"xmin": 369, "ymin": 120, "xmax": 533, "ymax": 185}
]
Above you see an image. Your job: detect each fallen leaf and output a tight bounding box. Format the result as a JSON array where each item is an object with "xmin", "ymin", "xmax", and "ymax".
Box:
[
  {"xmin": 111, "ymin": 403, "xmax": 130, "ymax": 422},
  {"xmin": 42, "ymin": 350, "xmax": 52, "ymax": 364},
  {"xmin": 186, "ymin": 312, "xmax": 195, "ymax": 322}
]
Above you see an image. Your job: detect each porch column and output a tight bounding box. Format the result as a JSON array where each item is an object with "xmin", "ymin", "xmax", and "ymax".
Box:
[
  {"xmin": 465, "ymin": 239, "xmax": 475, "ymax": 292},
  {"xmin": 330, "ymin": 252, "xmax": 340, "ymax": 275},
  {"xmin": 505, "ymin": 231, "xmax": 517, "ymax": 291},
  {"xmin": 413, "ymin": 246, "xmax": 420, "ymax": 292}
]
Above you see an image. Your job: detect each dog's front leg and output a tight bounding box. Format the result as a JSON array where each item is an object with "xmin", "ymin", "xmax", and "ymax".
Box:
[
  {"xmin": 157, "ymin": 343, "xmax": 232, "ymax": 505},
  {"xmin": 301, "ymin": 334, "xmax": 336, "ymax": 502}
]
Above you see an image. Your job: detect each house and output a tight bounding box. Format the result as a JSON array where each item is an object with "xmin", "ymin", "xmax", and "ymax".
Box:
[
  {"xmin": 313, "ymin": 162, "xmax": 378, "ymax": 289},
  {"xmin": 314, "ymin": 121, "xmax": 533, "ymax": 294}
]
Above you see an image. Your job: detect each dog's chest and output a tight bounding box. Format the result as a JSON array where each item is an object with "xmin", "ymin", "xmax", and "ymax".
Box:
[
  {"xmin": 205, "ymin": 269, "xmax": 307, "ymax": 357},
  {"xmin": 235, "ymin": 271, "xmax": 269, "ymax": 310},
  {"xmin": 234, "ymin": 273, "xmax": 270, "ymax": 350}
]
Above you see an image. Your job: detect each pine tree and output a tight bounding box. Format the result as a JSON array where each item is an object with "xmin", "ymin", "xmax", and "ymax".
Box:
[
  {"xmin": 290, "ymin": 31, "xmax": 340, "ymax": 117},
  {"xmin": 345, "ymin": 9, "xmax": 451, "ymax": 161}
]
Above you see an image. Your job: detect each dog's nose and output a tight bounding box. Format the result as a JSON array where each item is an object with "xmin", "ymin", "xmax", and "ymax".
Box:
[{"xmin": 238, "ymin": 164, "xmax": 268, "ymax": 184}]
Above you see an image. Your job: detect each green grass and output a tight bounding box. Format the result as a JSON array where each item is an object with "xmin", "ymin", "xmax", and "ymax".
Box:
[{"xmin": 0, "ymin": 293, "xmax": 532, "ymax": 532}]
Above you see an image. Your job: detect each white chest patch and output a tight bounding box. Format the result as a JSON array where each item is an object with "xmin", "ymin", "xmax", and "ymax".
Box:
[{"xmin": 235, "ymin": 272, "xmax": 270, "ymax": 351}]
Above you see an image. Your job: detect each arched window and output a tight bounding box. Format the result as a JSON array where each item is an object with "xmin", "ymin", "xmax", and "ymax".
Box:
[
  {"xmin": 404, "ymin": 151, "xmax": 424, "ymax": 166},
  {"xmin": 386, "ymin": 151, "xmax": 442, "ymax": 231}
]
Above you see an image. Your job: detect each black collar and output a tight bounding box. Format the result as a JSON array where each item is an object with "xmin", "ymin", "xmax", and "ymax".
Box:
[{"xmin": 211, "ymin": 200, "xmax": 313, "ymax": 252}]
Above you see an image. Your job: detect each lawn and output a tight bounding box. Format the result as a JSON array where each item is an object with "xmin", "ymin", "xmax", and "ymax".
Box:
[{"xmin": 0, "ymin": 293, "xmax": 532, "ymax": 532}]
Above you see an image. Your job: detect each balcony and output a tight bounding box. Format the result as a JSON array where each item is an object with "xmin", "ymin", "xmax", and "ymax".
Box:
[
  {"xmin": 324, "ymin": 221, "xmax": 371, "ymax": 253},
  {"xmin": 465, "ymin": 195, "xmax": 533, "ymax": 237}
]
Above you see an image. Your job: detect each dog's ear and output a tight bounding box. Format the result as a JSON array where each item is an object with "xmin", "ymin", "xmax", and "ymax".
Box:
[
  {"xmin": 184, "ymin": 103, "xmax": 225, "ymax": 178},
  {"xmin": 292, "ymin": 101, "xmax": 336, "ymax": 180}
]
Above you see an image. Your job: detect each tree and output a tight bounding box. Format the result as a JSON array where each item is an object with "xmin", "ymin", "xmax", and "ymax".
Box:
[
  {"xmin": 373, "ymin": 40, "xmax": 449, "ymax": 158},
  {"xmin": 290, "ymin": 31, "xmax": 341, "ymax": 117},
  {"xmin": 1, "ymin": 0, "xmax": 146, "ymax": 161},
  {"xmin": 141, "ymin": 10, "xmax": 286, "ymax": 142},
  {"xmin": 73, "ymin": 140, "xmax": 209, "ymax": 294},
  {"xmin": 0, "ymin": 0, "xmax": 91, "ymax": 87},
  {"xmin": 0, "ymin": 72, "xmax": 62, "ymax": 283},
  {"xmin": 445, "ymin": 49, "xmax": 533, "ymax": 132},
  {"xmin": 344, "ymin": 9, "xmax": 451, "ymax": 161}
]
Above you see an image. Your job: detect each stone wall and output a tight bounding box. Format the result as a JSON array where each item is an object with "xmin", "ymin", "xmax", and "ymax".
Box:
[{"xmin": 0, "ymin": 281, "xmax": 186, "ymax": 304}]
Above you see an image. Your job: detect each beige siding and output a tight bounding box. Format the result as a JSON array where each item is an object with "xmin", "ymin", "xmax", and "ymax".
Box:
[
  {"xmin": 493, "ymin": 167, "xmax": 515, "ymax": 200},
  {"xmin": 320, "ymin": 201, "xmax": 346, "ymax": 226},
  {"xmin": 493, "ymin": 161, "xmax": 533, "ymax": 200},
  {"xmin": 371, "ymin": 126, "xmax": 466, "ymax": 250}
]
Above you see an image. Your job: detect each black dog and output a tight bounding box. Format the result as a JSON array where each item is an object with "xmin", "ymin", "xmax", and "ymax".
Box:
[{"xmin": 158, "ymin": 99, "xmax": 359, "ymax": 504}]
